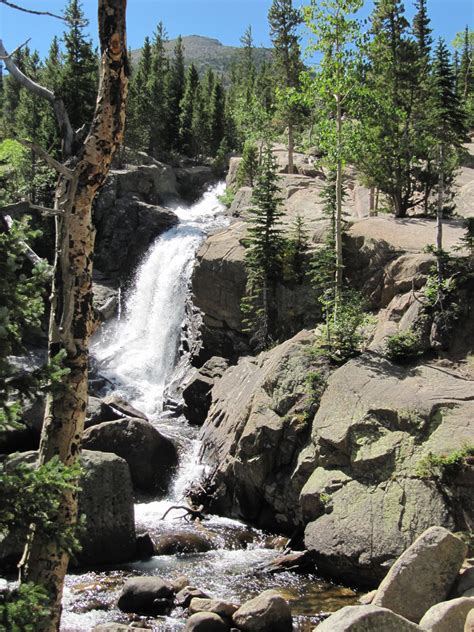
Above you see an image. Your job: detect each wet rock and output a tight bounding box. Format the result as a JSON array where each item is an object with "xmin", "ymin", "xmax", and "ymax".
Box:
[
  {"xmin": 117, "ymin": 576, "xmax": 174, "ymax": 616},
  {"xmin": 314, "ymin": 605, "xmax": 422, "ymax": 631},
  {"xmin": 82, "ymin": 418, "xmax": 177, "ymax": 494},
  {"xmin": 92, "ymin": 625, "xmax": 130, "ymax": 632},
  {"xmin": 232, "ymin": 589, "xmax": 292, "ymax": 632},
  {"xmin": 189, "ymin": 597, "xmax": 239, "ymax": 617},
  {"xmin": 170, "ymin": 576, "xmax": 190, "ymax": 593},
  {"xmin": 136, "ymin": 533, "xmax": 155, "ymax": 559},
  {"xmin": 175, "ymin": 586, "xmax": 210, "ymax": 608},
  {"xmin": 175, "ymin": 166, "xmax": 216, "ymax": 200},
  {"xmin": 154, "ymin": 532, "xmax": 215, "ymax": 555},
  {"xmin": 183, "ymin": 357, "xmax": 229, "ymax": 426},
  {"xmin": 184, "ymin": 612, "xmax": 229, "ymax": 632},
  {"xmin": 372, "ymin": 527, "xmax": 467, "ymax": 622},
  {"xmin": 419, "ymin": 597, "xmax": 474, "ymax": 632},
  {"xmin": 259, "ymin": 550, "xmax": 313, "ymax": 575},
  {"xmin": 101, "ymin": 395, "xmax": 149, "ymax": 422}
]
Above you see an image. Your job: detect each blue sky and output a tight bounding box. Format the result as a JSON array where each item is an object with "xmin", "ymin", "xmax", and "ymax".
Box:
[{"xmin": 0, "ymin": 0, "xmax": 472, "ymax": 59}]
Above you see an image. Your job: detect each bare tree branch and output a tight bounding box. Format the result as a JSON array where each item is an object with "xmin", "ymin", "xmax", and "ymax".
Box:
[
  {"xmin": 2, "ymin": 214, "xmax": 45, "ymax": 266},
  {"xmin": 1, "ymin": 200, "xmax": 62, "ymax": 217},
  {"xmin": 0, "ymin": 0, "xmax": 65, "ymax": 21},
  {"xmin": 0, "ymin": 39, "xmax": 74, "ymax": 157},
  {"xmin": 0, "ymin": 37, "xmax": 30, "ymax": 60},
  {"xmin": 18, "ymin": 140, "xmax": 75, "ymax": 178}
]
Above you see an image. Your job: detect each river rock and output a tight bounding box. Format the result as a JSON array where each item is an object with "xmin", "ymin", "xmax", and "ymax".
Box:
[
  {"xmin": 419, "ymin": 597, "xmax": 474, "ymax": 632},
  {"xmin": 175, "ymin": 166, "xmax": 216, "ymax": 200},
  {"xmin": 189, "ymin": 597, "xmax": 239, "ymax": 617},
  {"xmin": 92, "ymin": 624, "xmax": 130, "ymax": 631},
  {"xmin": 154, "ymin": 532, "xmax": 214, "ymax": 555},
  {"xmin": 372, "ymin": 527, "xmax": 468, "ymax": 622},
  {"xmin": 452, "ymin": 567, "xmax": 474, "ymax": 598},
  {"xmin": 101, "ymin": 394, "xmax": 149, "ymax": 422},
  {"xmin": 184, "ymin": 612, "xmax": 229, "ymax": 632},
  {"xmin": 175, "ymin": 586, "xmax": 211, "ymax": 608},
  {"xmin": 117, "ymin": 576, "xmax": 174, "ymax": 615},
  {"xmin": 183, "ymin": 356, "xmax": 229, "ymax": 426},
  {"xmin": 82, "ymin": 418, "xmax": 177, "ymax": 494},
  {"xmin": 302, "ymin": 354, "xmax": 474, "ymax": 586},
  {"xmin": 199, "ymin": 330, "xmax": 324, "ymax": 531},
  {"xmin": 232, "ymin": 589, "xmax": 292, "ymax": 632},
  {"xmin": 314, "ymin": 605, "xmax": 423, "ymax": 631}
]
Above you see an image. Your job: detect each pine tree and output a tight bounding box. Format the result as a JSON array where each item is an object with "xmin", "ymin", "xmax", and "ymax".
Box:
[
  {"xmin": 429, "ymin": 38, "xmax": 467, "ymax": 283},
  {"xmin": 148, "ymin": 22, "xmax": 170, "ymax": 157},
  {"xmin": 237, "ymin": 140, "xmax": 259, "ymax": 187},
  {"xmin": 241, "ymin": 147, "xmax": 285, "ymax": 349},
  {"xmin": 60, "ymin": 0, "xmax": 98, "ymax": 131},
  {"xmin": 179, "ymin": 63, "xmax": 199, "ymax": 155},
  {"xmin": 285, "ymin": 213, "xmax": 309, "ymax": 283},
  {"xmin": 167, "ymin": 35, "xmax": 185, "ymax": 151},
  {"xmin": 209, "ymin": 78, "xmax": 226, "ymax": 155},
  {"xmin": 455, "ymin": 27, "xmax": 474, "ymax": 127},
  {"xmin": 41, "ymin": 37, "xmax": 63, "ymax": 153},
  {"xmin": 268, "ymin": 0, "xmax": 303, "ymax": 174},
  {"xmin": 2, "ymin": 48, "xmax": 27, "ymax": 136},
  {"xmin": 125, "ymin": 36, "xmax": 152, "ymax": 151}
]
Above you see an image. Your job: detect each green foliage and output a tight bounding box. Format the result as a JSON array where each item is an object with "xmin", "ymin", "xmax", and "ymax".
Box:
[
  {"xmin": 241, "ymin": 147, "xmax": 286, "ymax": 349},
  {"xmin": 305, "ymin": 369, "xmax": 327, "ymax": 402},
  {"xmin": 217, "ymin": 187, "xmax": 236, "ymax": 209},
  {"xmin": 237, "ymin": 140, "xmax": 259, "ymax": 188},
  {"xmin": 385, "ymin": 328, "xmax": 425, "ymax": 362},
  {"xmin": 0, "ymin": 582, "xmax": 51, "ymax": 631},
  {"xmin": 416, "ymin": 444, "xmax": 474, "ymax": 479},
  {"xmin": 316, "ymin": 289, "xmax": 368, "ymax": 363},
  {"xmin": 283, "ymin": 213, "xmax": 309, "ymax": 283}
]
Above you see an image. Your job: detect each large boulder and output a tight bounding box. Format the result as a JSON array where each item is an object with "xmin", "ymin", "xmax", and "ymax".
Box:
[
  {"xmin": 301, "ymin": 355, "xmax": 474, "ymax": 586},
  {"xmin": 117, "ymin": 576, "xmax": 174, "ymax": 615},
  {"xmin": 372, "ymin": 527, "xmax": 468, "ymax": 622},
  {"xmin": 198, "ymin": 331, "xmax": 323, "ymax": 532},
  {"xmin": 232, "ymin": 589, "xmax": 292, "ymax": 632},
  {"xmin": 94, "ymin": 192, "xmax": 178, "ymax": 280},
  {"xmin": 189, "ymin": 597, "xmax": 239, "ymax": 618},
  {"xmin": 419, "ymin": 597, "xmax": 474, "ymax": 632},
  {"xmin": 314, "ymin": 605, "xmax": 422, "ymax": 631},
  {"xmin": 82, "ymin": 418, "xmax": 177, "ymax": 494},
  {"xmin": 175, "ymin": 166, "xmax": 216, "ymax": 200}
]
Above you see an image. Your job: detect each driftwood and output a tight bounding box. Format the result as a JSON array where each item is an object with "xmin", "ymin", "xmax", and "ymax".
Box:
[{"xmin": 161, "ymin": 503, "xmax": 206, "ymax": 523}]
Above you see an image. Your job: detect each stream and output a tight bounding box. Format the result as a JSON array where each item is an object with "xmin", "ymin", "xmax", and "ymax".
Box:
[{"xmin": 60, "ymin": 183, "xmax": 357, "ymax": 631}]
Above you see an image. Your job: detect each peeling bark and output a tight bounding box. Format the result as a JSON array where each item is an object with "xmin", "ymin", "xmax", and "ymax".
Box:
[{"xmin": 13, "ymin": 2, "xmax": 128, "ymax": 630}]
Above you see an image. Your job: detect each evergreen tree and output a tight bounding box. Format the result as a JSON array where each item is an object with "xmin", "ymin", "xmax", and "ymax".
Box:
[
  {"xmin": 179, "ymin": 63, "xmax": 199, "ymax": 155},
  {"xmin": 148, "ymin": 22, "xmax": 170, "ymax": 157},
  {"xmin": 237, "ymin": 140, "xmax": 259, "ymax": 187},
  {"xmin": 167, "ymin": 35, "xmax": 185, "ymax": 150},
  {"xmin": 268, "ymin": 0, "xmax": 303, "ymax": 174},
  {"xmin": 454, "ymin": 27, "xmax": 474, "ymax": 127},
  {"xmin": 125, "ymin": 36, "xmax": 152, "ymax": 151},
  {"xmin": 241, "ymin": 147, "xmax": 285, "ymax": 349},
  {"xmin": 412, "ymin": 0, "xmax": 432, "ymax": 62},
  {"xmin": 429, "ymin": 38, "xmax": 467, "ymax": 283},
  {"xmin": 60, "ymin": 0, "xmax": 98, "ymax": 131},
  {"xmin": 209, "ymin": 79, "xmax": 226, "ymax": 155},
  {"xmin": 41, "ymin": 37, "xmax": 63, "ymax": 153},
  {"xmin": 2, "ymin": 48, "xmax": 27, "ymax": 136},
  {"xmin": 285, "ymin": 213, "xmax": 309, "ymax": 283}
]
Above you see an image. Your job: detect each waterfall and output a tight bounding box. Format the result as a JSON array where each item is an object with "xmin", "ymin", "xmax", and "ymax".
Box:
[{"xmin": 92, "ymin": 182, "xmax": 227, "ymax": 417}]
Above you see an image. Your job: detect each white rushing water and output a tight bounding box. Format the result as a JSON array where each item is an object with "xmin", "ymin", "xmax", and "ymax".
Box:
[{"xmin": 92, "ymin": 182, "xmax": 227, "ymax": 417}]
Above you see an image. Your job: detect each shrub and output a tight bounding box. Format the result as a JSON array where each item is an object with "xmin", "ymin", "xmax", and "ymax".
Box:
[
  {"xmin": 415, "ymin": 444, "xmax": 474, "ymax": 479},
  {"xmin": 385, "ymin": 329, "xmax": 425, "ymax": 362}
]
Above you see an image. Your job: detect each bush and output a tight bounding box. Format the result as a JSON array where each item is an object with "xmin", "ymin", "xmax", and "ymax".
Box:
[
  {"xmin": 385, "ymin": 329, "xmax": 425, "ymax": 362},
  {"xmin": 416, "ymin": 444, "xmax": 474, "ymax": 479}
]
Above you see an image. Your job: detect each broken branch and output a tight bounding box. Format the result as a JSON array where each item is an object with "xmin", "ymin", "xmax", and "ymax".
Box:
[{"xmin": 18, "ymin": 140, "xmax": 75, "ymax": 179}]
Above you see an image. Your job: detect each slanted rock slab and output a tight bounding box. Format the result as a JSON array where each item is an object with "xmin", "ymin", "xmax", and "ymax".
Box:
[
  {"xmin": 314, "ymin": 605, "xmax": 423, "ymax": 631},
  {"xmin": 419, "ymin": 597, "xmax": 474, "ymax": 632},
  {"xmin": 372, "ymin": 526, "xmax": 467, "ymax": 622},
  {"xmin": 184, "ymin": 612, "xmax": 229, "ymax": 632},
  {"xmin": 232, "ymin": 589, "xmax": 292, "ymax": 632}
]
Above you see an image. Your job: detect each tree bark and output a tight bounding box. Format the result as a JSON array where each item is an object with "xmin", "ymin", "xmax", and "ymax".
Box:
[{"xmin": 18, "ymin": 2, "xmax": 128, "ymax": 630}]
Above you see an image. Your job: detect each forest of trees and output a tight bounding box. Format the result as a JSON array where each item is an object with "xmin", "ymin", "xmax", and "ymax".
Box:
[{"xmin": 0, "ymin": 0, "xmax": 473, "ymax": 629}]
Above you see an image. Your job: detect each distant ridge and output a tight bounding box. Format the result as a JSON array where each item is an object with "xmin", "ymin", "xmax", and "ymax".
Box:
[{"xmin": 131, "ymin": 34, "xmax": 273, "ymax": 82}]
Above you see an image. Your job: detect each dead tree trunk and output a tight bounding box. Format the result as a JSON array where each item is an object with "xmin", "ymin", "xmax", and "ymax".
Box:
[{"xmin": 3, "ymin": 2, "xmax": 128, "ymax": 630}]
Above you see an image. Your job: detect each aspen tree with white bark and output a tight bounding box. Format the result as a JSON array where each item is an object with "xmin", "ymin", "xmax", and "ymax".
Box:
[{"xmin": 0, "ymin": 1, "xmax": 128, "ymax": 629}]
